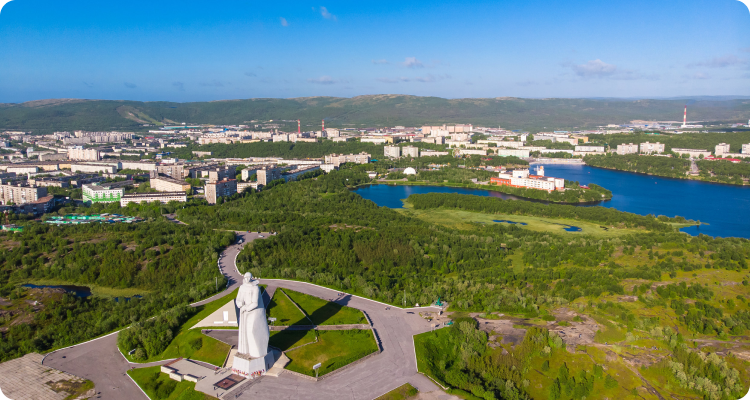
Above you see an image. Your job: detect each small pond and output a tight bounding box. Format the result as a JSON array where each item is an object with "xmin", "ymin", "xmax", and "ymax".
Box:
[
  {"xmin": 22, "ymin": 284, "xmax": 92, "ymax": 298},
  {"xmin": 493, "ymin": 220, "xmax": 528, "ymax": 226}
]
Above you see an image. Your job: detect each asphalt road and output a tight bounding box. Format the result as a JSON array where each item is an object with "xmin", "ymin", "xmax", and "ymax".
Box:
[{"xmin": 43, "ymin": 230, "xmax": 442, "ymax": 400}]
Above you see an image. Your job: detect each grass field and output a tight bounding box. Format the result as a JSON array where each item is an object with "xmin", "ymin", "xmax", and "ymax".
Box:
[
  {"xmin": 22, "ymin": 278, "xmax": 150, "ymax": 298},
  {"xmin": 267, "ymin": 289, "xmax": 308, "ymax": 325},
  {"xmin": 282, "ymin": 289, "xmax": 367, "ymax": 325},
  {"xmin": 121, "ymin": 290, "xmax": 236, "ymax": 366},
  {"xmin": 398, "ymin": 205, "xmax": 646, "ymax": 238},
  {"xmin": 374, "ymin": 383, "xmax": 419, "ymax": 400},
  {"xmin": 285, "ymin": 329, "xmax": 378, "ymax": 377},
  {"xmin": 128, "ymin": 366, "xmax": 215, "ymax": 400},
  {"xmin": 269, "ymin": 329, "xmax": 317, "ymax": 351}
]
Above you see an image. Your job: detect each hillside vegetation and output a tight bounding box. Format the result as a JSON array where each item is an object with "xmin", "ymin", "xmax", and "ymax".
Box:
[{"xmin": 2, "ymin": 96, "xmax": 750, "ymax": 133}]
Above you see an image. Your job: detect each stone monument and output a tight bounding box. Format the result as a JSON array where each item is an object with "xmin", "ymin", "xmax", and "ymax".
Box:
[{"xmin": 231, "ymin": 273, "xmax": 276, "ymax": 378}]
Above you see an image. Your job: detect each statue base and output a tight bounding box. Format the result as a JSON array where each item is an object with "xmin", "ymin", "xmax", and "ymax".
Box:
[{"xmin": 231, "ymin": 351, "xmax": 276, "ymax": 379}]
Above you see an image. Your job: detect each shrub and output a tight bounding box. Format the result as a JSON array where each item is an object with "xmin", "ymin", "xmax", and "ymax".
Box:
[
  {"xmin": 189, "ymin": 337, "xmax": 203, "ymax": 351},
  {"xmin": 604, "ymin": 374, "xmax": 619, "ymax": 389}
]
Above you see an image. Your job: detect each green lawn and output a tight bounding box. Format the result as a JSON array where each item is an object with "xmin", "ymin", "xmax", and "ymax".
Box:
[
  {"xmin": 285, "ymin": 329, "xmax": 378, "ymax": 377},
  {"xmin": 375, "ymin": 383, "xmax": 419, "ymax": 400},
  {"xmin": 269, "ymin": 329, "xmax": 317, "ymax": 351},
  {"xmin": 282, "ymin": 288, "xmax": 367, "ymax": 325},
  {"xmin": 121, "ymin": 290, "xmax": 237, "ymax": 366},
  {"xmin": 399, "ymin": 205, "xmax": 647, "ymax": 239},
  {"xmin": 23, "ymin": 278, "xmax": 150, "ymax": 298},
  {"xmin": 128, "ymin": 366, "xmax": 215, "ymax": 400},
  {"xmin": 267, "ymin": 289, "xmax": 308, "ymax": 325}
]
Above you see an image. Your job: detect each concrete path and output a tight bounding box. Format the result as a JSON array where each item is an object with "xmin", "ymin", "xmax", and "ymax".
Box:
[{"xmin": 42, "ymin": 230, "xmax": 442, "ymax": 400}]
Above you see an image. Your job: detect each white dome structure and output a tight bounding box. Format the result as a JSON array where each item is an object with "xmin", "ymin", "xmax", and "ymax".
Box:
[{"xmin": 404, "ymin": 167, "xmax": 417, "ymax": 175}]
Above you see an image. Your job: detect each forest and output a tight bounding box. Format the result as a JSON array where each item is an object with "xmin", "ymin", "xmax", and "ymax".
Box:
[
  {"xmin": 586, "ymin": 132, "xmax": 750, "ymax": 155},
  {"xmin": 0, "ymin": 221, "xmax": 233, "ymax": 361},
  {"xmin": 583, "ymin": 154, "xmax": 691, "ymax": 179}
]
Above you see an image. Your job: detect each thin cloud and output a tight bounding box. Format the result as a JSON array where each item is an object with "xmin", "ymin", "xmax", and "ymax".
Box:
[
  {"xmin": 200, "ymin": 80, "xmax": 226, "ymax": 87},
  {"xmin": 568, "ymin": 59, "xmax": 655, "ymax": 80},
  {"xmin": 741, "ymin": 47, "xmax": 750, "ymax": 53},
  {"xmin": 376, "ymin": 74, "xmax": 449, "ymax": 83},
  {"xmin": 402, "ymin": 57, "xmax": 424, "ymax": 68},
  {"xmin": 315, "ymin": 6, "xmax": 337, "ymax": 21},
  {"xmin": 280, "ymin": 17, "xmax": 289, "ymax": 27},
  {"xmin": 244, "ymin": 72, "xmax": 257, "ymax": 77},
  {"xmin": 372, "ymin": 59, "xmax": 389, "ymax": 65},
  {"xmin": 124, "ymin": 82, "xmax": 137, "ymax": 89},
  {"xmin": 307, "ymin": 75, "xmax": 341, "ymax": 85},
  {"xmin": 82, "ymin": 81, "xmax": 94, "ymax": 88},
  {"xmin": 173, "ymin": 82, "xmax": 185, "ymax": 91},
  {"xmin": 690, "ymin": 72, "xmax": 710, "ymax": 80},
  {"xmin": 687, "ymin": 55, "xmax": 746, "ymax": 68}
]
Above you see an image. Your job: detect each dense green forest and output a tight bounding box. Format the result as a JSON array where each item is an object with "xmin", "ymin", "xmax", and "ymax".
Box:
[
  {"xmin": 584, "ymin": 154, "xmax": 750, "ymax": 185},
  {"xmin": 584, "ymin": 154, "xmax": 691, "ymax": 179},
  {"xmin": 0, "ymin": 221, "xmax": 233, "ymax": 361},
  {"xmin": 2, "ymin": 96, "xmax": 750, "ymax": 134}
]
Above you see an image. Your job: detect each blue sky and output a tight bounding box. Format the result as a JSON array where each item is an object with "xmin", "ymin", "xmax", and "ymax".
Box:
[{"xmin": 0, "ymin": 0, "xmax": 748, "ymax": 102}]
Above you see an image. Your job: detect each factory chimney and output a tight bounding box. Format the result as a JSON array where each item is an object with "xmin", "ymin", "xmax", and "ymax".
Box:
[
  {"xmin": 297, "ymin": 120, "xmax": 301, "ymax": 134},
  {"xmin": 322, "ymin": 119, "xmax": 325, "ymax": 132},
  {"xmin": 682, "ymin": 106, "xmax": 687, "ymax": 128}
]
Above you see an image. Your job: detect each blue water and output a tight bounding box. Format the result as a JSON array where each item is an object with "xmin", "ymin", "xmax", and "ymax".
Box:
[
  {"xmin": 353, "ymin": 165, "xmax": 750, "ymax": 238},
  {"xmin": 494, "ymin": 220, "xmax": 528, "ymax": 225},
  {"xmin": 22, "ymin": 284, "xmax": 92, "ymax": 297}
]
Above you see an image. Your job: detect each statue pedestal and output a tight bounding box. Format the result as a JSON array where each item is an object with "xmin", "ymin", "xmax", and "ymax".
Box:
[{"xmin": 231, "ymin": 351, "xmax": 276, "ymax": 379}]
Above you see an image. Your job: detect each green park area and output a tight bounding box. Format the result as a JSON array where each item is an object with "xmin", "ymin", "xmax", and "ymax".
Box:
[
  {"xmin": 118, "ymin": 290, "xmax": 236, "ymax": 367},
  {"xmin": 128, "ymin": 366, "xmax": 215, "ymax": 400},
  {"xmin": 374, "ymin": 383, "xmax": 419, "ymax": 400},
  {"xmin": 267, "ymin": 288, "xmax": 366, "ymax": 326},
  {"xmin": 284, "ymin": 329, "xmax": 379, "ymax": 377}
]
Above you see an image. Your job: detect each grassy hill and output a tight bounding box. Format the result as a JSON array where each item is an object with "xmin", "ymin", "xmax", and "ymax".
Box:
[{"xmin": 1, "ymin": 95, "xmax": 749, "ymax": 134}]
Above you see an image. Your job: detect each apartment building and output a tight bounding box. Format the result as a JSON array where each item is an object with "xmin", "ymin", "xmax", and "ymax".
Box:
[
  {"xmin": 281, "ymin": 165, "xmax": 320, "ymax": 182},
  {"xmin": 402, "ymin": 146, "xmax": 419, "ymax": 158},
  {"xmin": 256, "ymin": 167, "xmax": 283, "ymax": 185},
  {"xmin": 490, "ymin": 167, "xmax": 564, "ymax": 192},
  {"xmin": 384, "ymin": 145, "xmax": 401, "ymax": 158},
  {"xmin": 742, "ymin": 143, "xmax": 750, "ymax": 154},
  {"xmin": 324, "ymin": 152, "xmax": 371, "ymax": 167},
  {"xmin": 120, "ymin": 161, "xmax": 158, "ymax": 171},
  {"xmin": 120, "ymin": 192, "xmax": 187, "ymax": 207},
  {"xmin": 672, "ymin": 148, "xmax": 712, "ymax": 158},
  {"xmin": 575, "ymin": 145, "xmax": 606, "ymax": 152},
  {"xmin": 639, "ymin": 142, "xmax": 665, "ymax": 154},
  {"xmin": 68, "ymin": 147, "xmax": 101, "ymax": 161},
  {"xmin": 0, "ymin": 184, "xmax": 48, "ymax": 205},
  {"xmin": 616, "ymin": 143, "xmax": 639, "ymax": 155},
  {"xmin": 72, "ymin": 163, "xmax": 117, "ymax": 174},
  {"xmin": 715, "ymin": 143, "xmax": 731, "ymax": 156},
  {"xmin": 205, "ymin": 179, "xmax": 237, "ymax": 204},
  {"xmin": 150, "ymin": 175, "xmax": 191, "ymax": 192}
]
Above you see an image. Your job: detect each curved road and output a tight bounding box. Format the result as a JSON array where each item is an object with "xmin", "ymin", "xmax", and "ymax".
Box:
[{"xmin": 43, "ymin": 231, "xmax": 441, "ymax": 400}]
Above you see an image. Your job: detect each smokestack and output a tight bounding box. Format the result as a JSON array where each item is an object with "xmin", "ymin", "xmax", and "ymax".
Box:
[
  {"xmin": 683, "ymin": 106, "xmax": 687, "ymax": 127},
  {"xmin": 297, "ymin": 120, "xmax": 301, "ymax": 134},
  {"xmin": 322, "ymin": 119, "xmax": 325, "ymax": 132}
]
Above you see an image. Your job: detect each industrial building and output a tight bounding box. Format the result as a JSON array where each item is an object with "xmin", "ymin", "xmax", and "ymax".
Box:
[
  {"xmin": 205, "ymin": 179, "xmax": 237, "ymax": 204},
  {"xmin": 120, "ymin": 192, "xmax": 187, "ymax": 207},
  {"xmin": 490, "ymin": 166, "xmax": 564, "ymax": 192}
]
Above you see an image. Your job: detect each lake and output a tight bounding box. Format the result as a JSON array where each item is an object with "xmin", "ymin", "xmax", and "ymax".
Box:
[
  {"xmin": 22, "ymin": 284, "xmax": 92, "ymax": 298},
  {"xmin": 353, "ymin": 165, "xmax": 750, "ymax": 239}
]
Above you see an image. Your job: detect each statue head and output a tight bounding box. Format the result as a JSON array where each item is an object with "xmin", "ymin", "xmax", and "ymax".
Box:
[{"xmin": 243, "ymin": 272, "xmax": 254, "ymax": 284}]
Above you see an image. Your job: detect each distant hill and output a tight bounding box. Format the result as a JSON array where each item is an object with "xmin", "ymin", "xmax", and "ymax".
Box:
[{"xmin": 1, "ymin": 95, "xmax": 749, "ymax": 134}]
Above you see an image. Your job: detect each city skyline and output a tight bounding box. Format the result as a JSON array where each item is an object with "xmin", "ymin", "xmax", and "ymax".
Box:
[{"xmin": 0, "ymin": 0, "xmax": 748, "ymax": 102}]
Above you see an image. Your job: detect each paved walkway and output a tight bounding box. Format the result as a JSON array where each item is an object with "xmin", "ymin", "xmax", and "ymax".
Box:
[
  {"xmin": 42, "ymin": 230, "xmax": 442, "ymax": 400},
  {"xmin": 0, "ymin": 353, "xmax": 95, "ymax": 400}
]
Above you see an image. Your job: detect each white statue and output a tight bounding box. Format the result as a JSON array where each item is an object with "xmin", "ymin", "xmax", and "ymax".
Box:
[{"xmin": 236, "ymin": 272, "xmax": 269, "ymax": 358}]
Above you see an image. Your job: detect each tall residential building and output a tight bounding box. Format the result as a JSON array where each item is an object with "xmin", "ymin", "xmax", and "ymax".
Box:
[
  {"xmin": 639, "ymin": 142, "xmax": 665, "ymax": 154},
  {"xmin": 743, "ymin": 143, "xmax": 750, "ymax": 154},
  {"xmin": 616, "ymin": 143, "xmax": 639, "ymax": 155},
  {"xmin": 402, "ymin": 146, "xmax": 419, "ymax": 158},
  {"xmin": 150, "ymin": 175, "xmax": 191, "ymax": 192},
  {"xmin": 384, "ymin": 145, "xmax": 401, "ymax": 158},
  {"xmin": 0, "ymin": 184, "xmax": 48, "ymax": 205},
  {"xmin": 715, "ymin": 143, "xmax": 731, "ymax": 156},
  {"xmin": 208, "ymin": 166, "xmax": 237, "ymax": 183},
  {"xmin": 256, "ymin": 167, "xmax": 283, "ymax": 185},
  {"xmin": 205, "ymin": 179, "xmax": 237, "ymax": 204},
  {"xmin": 82, "ymin": 183, "xmax": 124, "ymax": 204},
  {"xmin": 67, "ymin": 147, "xmax": 101, "ymax": 161}
]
